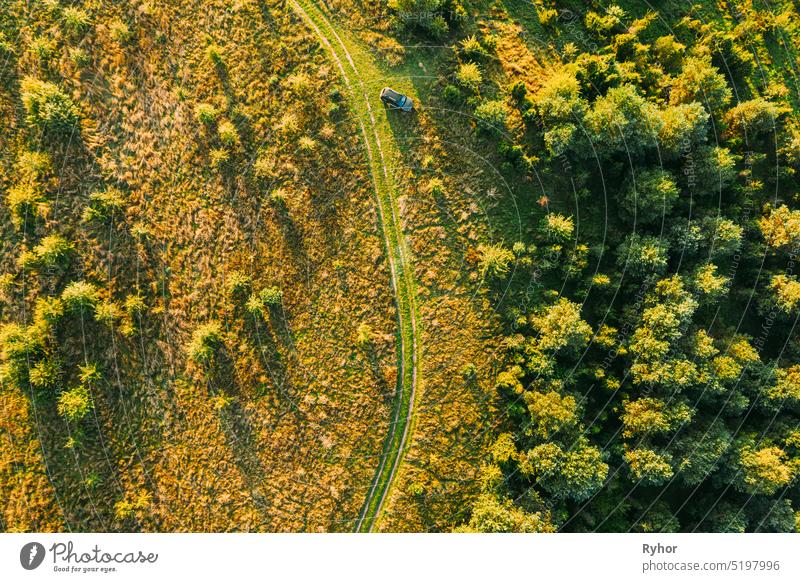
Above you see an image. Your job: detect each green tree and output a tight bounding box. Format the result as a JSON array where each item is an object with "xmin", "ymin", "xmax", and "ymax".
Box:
[
  {"xmin": 617, "ymin": 233, "xmax": 669, "ymax": 277},
  {"xmin": 477, "ymin": 243, "xmax": 514, "ymax": 279},
  {"xmin": 524, "ymin": 390, "xmax": 578, "ymax": 439},
  {"xmin": 455, "ymin": 493, "xmax": 555, "ymax": 532},
  {"xmin": 621, "ymin": 168, "xmax": 679, "ymax": 223},
  {"xmin": 20, "ymin": 77, "xmax": 81, "ymax": 135},
  {"xmin": 670, "ymin": 56, "xmax": 732, "ymax": 114},
  {"xmin": 736, "ymin": 444, "xmax": 796, "ymax": 495},
  {"xmin": 725, "ymin": 98, "xmax": 788, "ymax": 137},
  {"xmin": 187, "ymin": 321, "xmax": 224, "ymax": 365},
  {"xmin": 584, "ymin": 84, "xmax": 660, "ymax": 156},
  {"xmin": 528, "ymin": 298, "xmax": 592, "ymax": 353},
  {"xmin": 625, "ymin": 448, "xmax": 674, "ymax": 485}
]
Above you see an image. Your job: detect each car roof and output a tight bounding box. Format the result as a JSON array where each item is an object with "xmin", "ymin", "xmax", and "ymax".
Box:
[{"xmin": 382, "ymin": 87, "xmax": 403, "ymax": 101}]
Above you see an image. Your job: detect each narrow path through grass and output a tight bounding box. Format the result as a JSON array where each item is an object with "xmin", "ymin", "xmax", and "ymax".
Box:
[{"xmin": 288, "ymin": 0, "xmax": 422, "ymax": 532}]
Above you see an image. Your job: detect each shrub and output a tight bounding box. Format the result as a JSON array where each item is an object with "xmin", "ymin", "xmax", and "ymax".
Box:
[
  {"xmin": 69, "ymin": 47, "xmax": 89, "ymax": 68},
  {"xmin": 540, "ymin": 213, "xmax": 575, "ymax": 241},
  {"xmin": 83, "ymin": 187, "xmax": 126, "ymax": 222},
  {"xmin": 442, "ymin": 84, "xmax": 462, "ymax": 103},
  {"xmin": 61, "ymin": 281, "xmax": 99, "ymax": 313},
  {"xmin": 0, "ymin": 323, "xmax": 43, "ymax": 363},
  {"xmin": 259, "ymin": 286, "xmax": 283, "ymax": 307},
  {"xmin": 456, "ymin": 62, "xmax": 482, "ymax": 92},
  {"xmin": 509, "ymin": 80, "xmax": 527, "ymax": 100},
  {"xmin": 585, "ymin": 6, "xmax": 626, "ymax": 37},
  {"xmin": 356, "ymin": 323, "xmax": 372, "ymax": 347},
  {"xmin": 18, "ymin": 235, "xmax": 74, "ymax": 270},
  {"xmin": 194, "ymin": 102, "xmax": 219, "ymax": 125},
  {"xmin": 269, "ymin": 188, "xmax": 287, "ymax": 207},
  {"xmin": 28, "ymin": 36, "xmax": 56, "ymax": 65},
  {"xmin": 108, "ymin": 19, "xmax": 131, "ymax": 44},
  {"xmin": 124, "ymin": 294, "xmax": 147, "ymax": 317},
  {"xmin": 6, "ymin": 182, "xmax": 48, "ymax": 227},
  {"xmin": 0, "ymin": 32, "xmax": 13, "ymax": 56},
  {"xmin": 58, "ymin": 385, "xmax": 92, "ymax": 422},
  {"xmin": 538, "ymin": 8, "xmax": 559, "ymax": 28},
  {"xmin": 0, "ymin": 273, "xmax": 14, "ymax": 299},
  {"xmin": 29, "ymin": 358, "xmax": 61, "ymax": 389},
  {"xmin": 477, "ymin": 243, "xmax": 514, "ymax": 279},
  {"xmin": 427, "ymin": 177, "xmax": 445, "ymax": 197},
  {"xmin": 15, "ymin": 150, "xmax": 51, "ymax": 181},
  {"xmin": 246, "ymin": 293, "xmax": 265, "ymax": 317},
  {"xmin": 187, "ymin": 321, "xmax": 224, "ymax": 364},
  {"xmin": 20, "ymin": 77, "xmax": 81, "ymax": 135},
  {"xmin": 94, "ymin": 300, "xmax": 122, "ymax": 325},
  {"xmin": 209, "ymin": 148, "xmax": 230, "ymax": 171},
  {"xmin": 79, "ymin": 363, "xmax": 102, "ymax": 386},
  {"xmin": 459, "ymin": 35, "xmax": 486, "ymax": 59},
  {"xmin": 253, "ymin": 154, "xmax": 274, "ymax": 180},
  {"xmin": 33, "ymin": 295, "xmax": 65, "ymax": 328},
  {"xmin": 474, "ymin": 100, "xmax": 508, "ymax": 134},
  {"xmin": 206, "ymin": 43, "xmax": 225, "ymax": 66},
  {"xmin": 226, "ymin": 271, "xmax": 252, "ymax": 299},
  {"xmin": 62, "ymin": 7, "xmax": 91, "ymax": 37},
  {"xmin": 217, "ymin": 120, "xmax": 240, "ymax": 147}
]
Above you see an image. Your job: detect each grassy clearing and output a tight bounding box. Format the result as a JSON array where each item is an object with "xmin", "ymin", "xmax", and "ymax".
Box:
[
  {"xmin": 1, "ymin": 0, "xmax": 397, "ymax": 532},
  {"xmin": 289, "ymin": 0, "xmax": 422, "ymax": 532}
]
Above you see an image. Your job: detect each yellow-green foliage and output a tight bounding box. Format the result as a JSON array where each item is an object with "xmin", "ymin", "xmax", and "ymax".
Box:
[
  {"xmin": 194, "ymin": 102, "xmax": 219, "ymax": 125},
  {"xmin": 769, "ymin": 365, "xmax": 800, "ymax": 402},
  {"xmin": 529, "ymin": 298, "xmax": 591, "ymax": 352},
  {"xmin": 693, "ymin": 263, "xmax": 729, "ymax": 298},
  {"xmin": 217, "ymin": 120, "xmax": 240, "ymax": 147},
  {"xmin": 737, "ymin": 446, "xmax": 796, "ymax": 495},
  {"xmin": 187, "ymin": 321, "xmax": 224, "ymax": 365},
  {"xmin": 18, "ymin": 235, "xmax": 73, "ymax": 270},
  {"xmin": 20, "ymin": 77, "xmax": 81, "ymax": 134},
  {"xmin": 524, "ymin": 390, "xmax": 578, "ymax": 439},
  {"xmin": 6, "ymin": 182, "xmax": 48, "ymax": 227},
  {"xmin": 621, "ymin": 398, "xmax": 692, "ymax": 438},
  {"xmin": 669, "ymin": 56, "xmax": 732, "ymax": 113},
  {"xmin": 477, "ymin": 243, "xmax": 514, "ymax": 279},
  {"xmin": 541, "ymin": 213, "xmax": 574, "ymax": 241},
  {"xmin": 769, "ymin": 274, "xmax": 800, "ymax": 313},
  {"xmin": 625, "ymin": 447, "xmax": 674, "ymax": 485},
  {"xmin": 61, "ymin": 281, "xmax": 99, "ymax": 313},
  {"xmin": 455, "ymin": 62, "xmax": 482, "ymax": 92},
  {"xmin": 490, "ymin": 433, "xmax": 517, "ymax": 464},
  {"xmin": 57, "ymin": 385, "xmax": 92, "ymax": 422},
  {"xmin": 83, "ymin": 187, "xmax": 126, "ymax": 222},
  {"xmin": 759, "ymin": 204, "xmax": 800, "ymax": 250},
  {"xmin": 453, "ymin": 493, "xmax": 555, "ymax": 532}
]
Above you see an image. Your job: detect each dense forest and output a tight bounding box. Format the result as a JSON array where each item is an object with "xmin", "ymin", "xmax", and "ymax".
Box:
[
  {"xmin": 434, "ymin": 1, "xmax": 800, "ymax": 532},
  {"xmin": 2, "ymin": 0, "xmax": 800, "ymax": 532}
]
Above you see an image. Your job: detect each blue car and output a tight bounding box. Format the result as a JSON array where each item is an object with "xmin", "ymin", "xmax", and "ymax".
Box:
[{"xmin": 380, "ymin": 87, "xmax": 414, "ymax": 112}]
